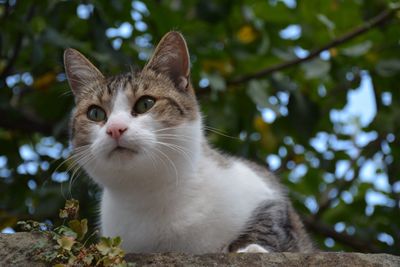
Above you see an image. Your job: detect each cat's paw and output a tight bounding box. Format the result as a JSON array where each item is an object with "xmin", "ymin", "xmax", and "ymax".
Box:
[{"xmin": 237, "ymin": 244, "xmax": 269, "ymax": 253}]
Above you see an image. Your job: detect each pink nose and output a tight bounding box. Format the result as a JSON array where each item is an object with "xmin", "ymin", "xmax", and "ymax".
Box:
[{"xmin": 106, "ymin": 122, "xmax": 128, "ymax": 140}]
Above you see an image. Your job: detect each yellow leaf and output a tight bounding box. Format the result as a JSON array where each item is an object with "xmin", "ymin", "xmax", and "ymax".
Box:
[
  {"xmin": 365, "ymin": 52, "xmax": 378, "ymax": 63},
  {"xmin": 253, "ymin": 116, "xmax": 266, "ymax": 132},
  {"xmin": 236, "ymin": 25, "xmax": 258, "ymax": 44},
  {"xmin": 253, "ymin": 116, "xmax": 277, "ymax": 152},
  {"xmin": 33, "ymin": 72, "xmax": 56, "ymax": 91},
  {"xmin": 293, "ymin": 154, "xmax": 305, "ymax": 163},
  {"xmin": 202, "ymin": 59, "xmax": 233, "ymax": 75},
  {"xmin": 329, "ymin": 48, "xmax": 338, "ymax": 58},
  {"xmin": 68, "ymin": 219, "xmax": 88, "ymax": 240},
  {"xmin": 0, "ymin": 210, "xmax": 17, "ymax": 230},
  {"xmin": 330, "ymin": 1, "xmax": 338, "ymax": 11},
  {"xmin": 59, "ymin": 199, "xmax": 79, "ymax": 219},
  {"xmin": 0, "ymin": 59, "xmax": 6, "ymax": 74},
  {"xmin": 57, "ymin": 236, "xmax": 75, "ymax": 251}
]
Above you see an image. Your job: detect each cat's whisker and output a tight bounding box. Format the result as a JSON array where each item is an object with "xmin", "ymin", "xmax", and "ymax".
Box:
[
  {"xmin": 152, "ymin": 125, "xmax": 195, "ymax": 133},
  {"xmin": 204, "ymin": 126, "xmax": 239, "ymax": 140},
  {"xmin": 69, "ymin": 167, "xmax": 84, "ymax": 198},
  {"xmin": 53, "ymin": 147, "xmax": 85, "ymax": 174},
  {"xmin": 65, "ymin": 145, "xmax": 94, "ymax": 196},
  {"xmin": 157, "ymin": 134, "xmax": 196, "ymax": 142},
  {"xmin": 67, "ymin": 163, "xmax": 85, "ymax": 197},
  {"xmin": 59, "ymin": 89, "xmax": 73, "ymax": 98},
  {"xmin": 147, "ymin": 146, "xmax": 169, "ymax": 170},
  {"xmin": 67, "ymin": 151, "xmax": 98, "ymax": 197},
  {"xmin": 142, "ymin": 149, "xmax": 157, "ymax": 171},
  {"xmin": 150, "ymin": 146, "xmax": 180, "ymax": 187},
  {"xmin": 153, "ymin": 123, "xmax": 239, "ymax": 140},
  {"xmin": 54, "ymin": 145, "xmax": 91, "ymax": 199},
  {"xmin": 67, "ymin": 152, "xmax": 91, "ymax": 173},
  {"xmin": 67, "ymin": 151, "xmax": 91, "ymax": 172},
  {"xmin": 153, "ymin": 141, "xmax": 195, "ymax": 170},
  {"xmin": 145, "ymin": 148, "xmax": 170, "ymax": 183}
]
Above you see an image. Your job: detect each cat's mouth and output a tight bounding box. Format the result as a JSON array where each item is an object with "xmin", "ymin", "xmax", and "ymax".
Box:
[{"xmin": 109, "ymin": 146, "xmax": 138, "ymax": 157}]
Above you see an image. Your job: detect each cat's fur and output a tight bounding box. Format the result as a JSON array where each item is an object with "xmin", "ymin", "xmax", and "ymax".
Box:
[{"xmin": 64, "ymin": 31, "xmax": 313, "ymax": 253}]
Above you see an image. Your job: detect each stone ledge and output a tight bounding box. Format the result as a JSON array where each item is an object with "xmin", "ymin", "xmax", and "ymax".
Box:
[{"xmin": 1, "ymin": 232, "xmax": 399, "ymax": 267}]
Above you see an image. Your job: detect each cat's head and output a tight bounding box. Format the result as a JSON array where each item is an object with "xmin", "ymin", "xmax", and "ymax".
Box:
[{"xmin": 64, "ymin": 32, "xmax": 201, "ymax": 189}]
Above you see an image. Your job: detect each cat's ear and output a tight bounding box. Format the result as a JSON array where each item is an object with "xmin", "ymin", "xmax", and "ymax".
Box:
[
  {"xmin": 64, "ymin": 48, "xmax": 104, "ymax": 97},
  {"xmin": 144, "ymin": 31, "xmax": 190, "ymax": 91}
]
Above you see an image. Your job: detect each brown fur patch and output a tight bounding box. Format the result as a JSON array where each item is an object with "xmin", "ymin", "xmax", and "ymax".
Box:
[{"xmin": 228, "ymin": 201, "xmax": 314, "ymax": 252}]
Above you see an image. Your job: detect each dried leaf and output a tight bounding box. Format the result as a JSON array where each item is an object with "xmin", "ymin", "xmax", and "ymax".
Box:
[
  {"xmin": 68, "ymin": 219, "xmax": 88, "ymax": 240},
  {"xmin": 57, "ymin": 236, "xmax": 75, "ymax": 251},
  {"xmin": 59, "ymin": 199, "xmax": 79, "ymax": 219}
]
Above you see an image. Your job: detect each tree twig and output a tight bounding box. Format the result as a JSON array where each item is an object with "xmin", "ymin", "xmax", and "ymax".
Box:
[
  {"xmin": 0, "ymin": 106, "xmax": 54, "ymax": 136},
  {"xmin": 315, "ymin": 157, "xmax": 360, "ymax": 219},
  {"xmin": 303, "ymin": 216, "xmax": 382, "ymax": 253},
  {"xmin": 0, "ymin": 5, "xmax": 35, "ymax": 83},
  {"xmin": 228, "ymin": 6, "xmax": 399, "ymax": 85}
]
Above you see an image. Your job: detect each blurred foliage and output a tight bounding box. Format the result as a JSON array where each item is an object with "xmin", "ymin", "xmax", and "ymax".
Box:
[
  {"xmin": 0, "ymin": 0, "xmax": 400, "ymax": 254},
  {"xmin": 18, "ymin": 199, "xmax": 130, "ymax": 266}
]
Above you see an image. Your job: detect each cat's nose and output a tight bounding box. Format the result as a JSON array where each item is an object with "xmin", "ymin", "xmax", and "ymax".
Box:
[{"xmin": 106, "ymin": 123, "xmax": 128, "ymax": 140}]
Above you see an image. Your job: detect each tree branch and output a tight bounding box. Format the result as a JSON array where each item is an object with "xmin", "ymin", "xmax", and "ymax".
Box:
[
  {"xmin": 0, "ymin": 5, "xmax": 35, "ymax": 83},
  {"xmin": 228, "ymin": 6, "xmax": 399, "ymax": 85},
  {"xmin": 315, "ymin": 157, "xmax": 360, "ymax": 219},
  {"xmin": 303, "ymin": 216, "xmax": 382, "ymax": 253},
  {"xmin": 0, "ymin": 106, "xmax": 54, "ymax": 136}
]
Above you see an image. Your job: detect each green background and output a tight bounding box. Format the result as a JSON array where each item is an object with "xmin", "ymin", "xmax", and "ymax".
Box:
[{"xmin": 0, "ymin": 0, "xmax": 399, "ymax": 254}]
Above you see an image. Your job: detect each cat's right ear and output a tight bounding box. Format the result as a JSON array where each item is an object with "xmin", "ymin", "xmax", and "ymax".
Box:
[
  {"xmin": 64, "ymin": 48, "xmax": 104, "ymax": 98},
  {"xmin": 144, "ymin": 32, "xmax": 190, "ymax": 92}
]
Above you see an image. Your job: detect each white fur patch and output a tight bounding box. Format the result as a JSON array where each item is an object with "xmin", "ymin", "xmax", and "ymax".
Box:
[
  {"xmin": 96, "ymin": 119, "xmax": 280, "ymax": 253},
  {"xmin": 81, "ymin": 89, "xmax": 281, "ymax": 253},
  {"xmin": 237, "ymin": 244, "xmax": 270, "ymax": 253}
]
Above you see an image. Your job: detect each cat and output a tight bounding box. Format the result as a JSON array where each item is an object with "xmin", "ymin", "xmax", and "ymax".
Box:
[{"xmin": 63, "ymin": 31, "xmax": 314, "ymax": 254}]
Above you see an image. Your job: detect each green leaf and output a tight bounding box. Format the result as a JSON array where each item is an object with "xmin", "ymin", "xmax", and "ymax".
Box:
[
  {"xmin": 59, "ymin": 209, "xmax": 69, "ymax": 219},
  {"xmin": 207, "ymin": 73, "xmax": 226, "ymax": 91},
  {"xmin": 317, "ymin": 14, "xmax": 335, "ymax": 31},
  {"xmin": 247, "ymin": 80, "xmax": 281, "ymax": 115},
  {"xmin": 301, "ymin": 58, "xmax": 331, "ymax": 79},
  {"xmin": 112, "ymin": 236, "xmax": 122, "ymax": 247},
  {"xmin": 96, "ymin": 237, "xmax": 112, "ymax": 255},
  {"xmin": 83, "ymin": 254, "xmax": 94, "ymax": 265},
  {"xmin": 67, "ymin": 219, "xmax": 88, "ymax": 241},
  {"xmin": 342, "ymin": 41, "xmax": 373, "ymax": 57},
  {"xmin": 57, "ymin": 236, "xmax": 75, "ymax": 251},
  {"xmin": 247, "ymin": 80, "xmax": 269, "ymax": 108},
  {"xmin": 376, "ymin": 59, "xmax": 400, "ymax": 77},
  {"xmin": 54, "ymin": 225, "xmax": 78, "ymax": 239}
]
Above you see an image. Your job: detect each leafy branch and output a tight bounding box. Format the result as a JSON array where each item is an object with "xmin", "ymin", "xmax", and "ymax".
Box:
[
  {"xmin": 0, "ymin": 4, "xmax": 35, "ymax": 83},
  {"xmin": 303, "ymin": 216, "xmax": 382, "ymax": 253},
  {"xmin": 18, "ymin": 199, "xmax": 131, "ymax": 267},
  {"xmin": 0, "ymin": 106, "xmax": 55, "ymax": 135},
  {"xmin": 1, "ymin": 6, "xmax": 398, "ymax": 135},
  {"xmin": 227, "ymin": 5, "xmax": 400, "ymax": 84}
]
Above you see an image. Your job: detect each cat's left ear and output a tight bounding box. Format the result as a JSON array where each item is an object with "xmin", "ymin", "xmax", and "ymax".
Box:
[
  {"xmin": 64, "ymin": 48, "xmax": 104, "ymax": 99},
  {"xmin": 144, "ymin": 31, "xmax": 190, "ymax": 91}
]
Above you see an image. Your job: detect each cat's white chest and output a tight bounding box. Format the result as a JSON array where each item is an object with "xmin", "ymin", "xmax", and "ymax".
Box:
[
  {"xmin": 100, "ymin": 187, "xmax": 227, "ymax": 253},
  {"xmin": 99, "ymin": 160, "xmax": 277, "ymax": 253}
]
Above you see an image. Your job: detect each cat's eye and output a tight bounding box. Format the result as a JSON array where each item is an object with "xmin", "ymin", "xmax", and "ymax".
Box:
[
  {"xmin": 87, "ymin": 105, "xmax": 107, "ymax": 122},
  {"xmin": 134, "ymin": 96, "xmax": 156, "ymax": 114}
]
